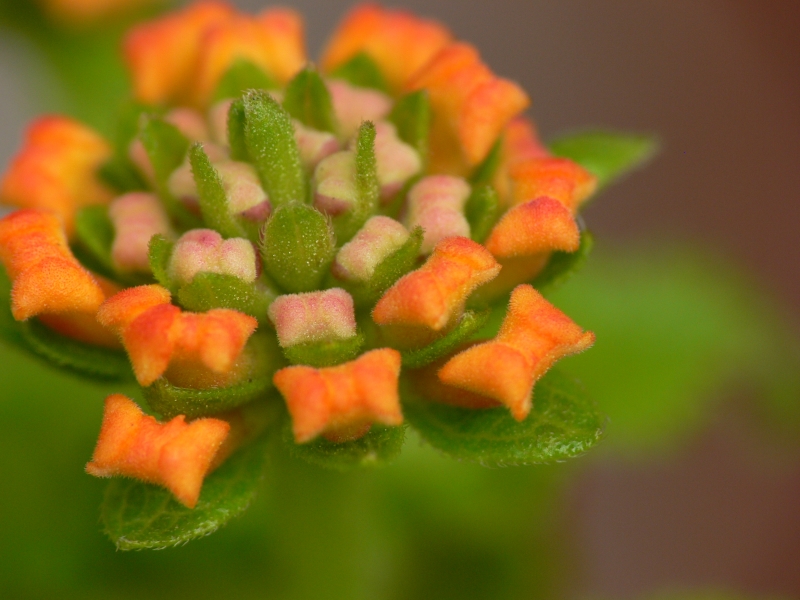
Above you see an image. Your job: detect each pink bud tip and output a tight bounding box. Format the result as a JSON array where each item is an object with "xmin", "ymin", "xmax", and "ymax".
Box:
[
  {"xmin": 313, "ymin": 150, "xmax": 357, "ymax": 215},
  {"xmin": 109, "ymin": 192, "xmax": 173, "ymax": 273},
  {"xmin": 404, "ymin": 175, "xmax": 471, "ymax": 254},
  {"xmin": 268, "ymin": 288, "xmax": 357, "ymax": 348},
  {"xmin": 168, "ymin": 229, "xmax": 257, "ymax": 285},
  {"xmin": 333, "ymin": 216, "xmax": 410, "ymax": 282},
  {"xmin": 328, "ymin": 79, "xmax": 392, "ymax": 139}
]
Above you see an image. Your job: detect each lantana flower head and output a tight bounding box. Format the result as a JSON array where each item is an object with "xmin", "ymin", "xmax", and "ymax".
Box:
[{"xmin": 0, "ymin": 2, "xmax": 639, "ymax": 544}]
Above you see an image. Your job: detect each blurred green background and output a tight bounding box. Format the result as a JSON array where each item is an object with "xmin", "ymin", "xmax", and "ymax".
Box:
[{"xmin": 1, "ymin": 1, "xmax": 799, "ymax": 599}]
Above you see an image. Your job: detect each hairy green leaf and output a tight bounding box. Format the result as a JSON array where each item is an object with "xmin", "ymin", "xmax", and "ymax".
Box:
[
  {"xmin": 138, "ymin": 115, "xmax": 201, "ymax": 228},
  {"xmin": 261, "ymin": 203, "xmax": 336, "ymax": 293},
  {"xmin": 389, "ymin": 91, "xmax": 430, "ymax": 165},
  {"xmin": 74, "ymin": 205, "xmax": 115, "ymax": 274},
  {"xmin": 283, "ymin": 67, "xmax": 337, "ymax": 133},
  {"xmin": 283, "ymin": 422, "xmax": 407, "ymax": 470},
  {"xmin": 102, "ymin": 434, "xmax": 271, "ymax": 550},
  {"xmin": 147, "ymin": 234, "xmax": 174, "ymax": 291},
  {"xmin": 533, "ymin": 230, "xmax": 594, "ymax": 294},
  {"xmin": 213, "ymin": 58, "xmax": 277, "ymax": 102},
  {"xmin": 227, "ymin": 98, "xmax": 249, "ymax": 162},
  {"xmin": 550, "ymin": 130, "xmax": 659, "ymax": 189},
  {"xmin": 401, "ymin": 310, "xmax": 490, "ymax": 369},
  {"xmin": 243, "ymin": 90, "xmax": 306, "ymax": 206},
  {"xmin": 19, "ymin": 318, "xmax": 132, "ymax": 380},
  {"xmin": 329, "ymin": 53, "xmax": 390, "ymax": 93},
  {"xmin": 465, "ymin": 185, "xmax": 500, "ymax": 244},
  {"xmin": 404, "ymin": 368, "xmax": 605, "ymax": 465},
  {"xmin": 189, "ymin": 144, "xmax": 248, "ymax": 239},
  {"xmin": 177, "ymin": 272, "xmax": 275, "ymax": 320},
  {"xmin": 98, "ymin": 155, "xmax": 147, "ymax": 192},
  {"xmin": 283, "ymin": 333, "xmax": 365, "ymax": 368}
]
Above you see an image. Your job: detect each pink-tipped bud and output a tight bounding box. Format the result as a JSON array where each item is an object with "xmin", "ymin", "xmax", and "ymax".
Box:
[
  {"xmin": 216, "ymin": 160, "xmax": 270, "ymax": 215},
  {"xmin": 333, "ymin": 216, "xmax": 410, "ymax": 282},
  {"xmin": 354, "ymin": 121, "xmax": 420, "ymax": 201},
  {"xmin": 109, "ymin": 192, "xmax": 173, "ymax": 273},
  {"xmin": 328, "ymin": 79, "xmax": 392, "ymax": 139},
  {"xmin": 165, "ymin": 108, "xmax": 210, "ymax": 142},
  {"xmin": 404, "ymin": 175, "xmax": 471, "ymax": 254},
  {"xmin": 313, "ymin": 150, "xmax": 357, "ymax": 216},
  {"xmin": 294, "ymin": 120, "xmax": 340, "ymax": 170},
  {"xmin": 168, "ymin": 229, "xmax": 257, "ymax": 285},
  {"xmin": 268, "ymin": 288, "xmax": 357, "ymax": 348}
]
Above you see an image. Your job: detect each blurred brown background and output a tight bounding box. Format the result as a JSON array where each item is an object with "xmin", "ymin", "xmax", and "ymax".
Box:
[{"xmin": 1, "ymin": 1, "xmax": 798, "ymax": 598}]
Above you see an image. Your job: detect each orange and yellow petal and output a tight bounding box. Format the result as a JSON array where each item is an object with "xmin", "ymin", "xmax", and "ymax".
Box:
[
  {"xmin": 492, "ymin": 116, "xmax": 550, "ymax": 202},
  {"xmin": 510, "ymin": 157, "xmax": 598, "ymax": 213},
  {"xmin": 98, "ymin": 285, "xmax": 257, "ymax": 386},
  {"xmin": 274, "ymin": 348, "xmax": 403, "ymax": 443},
  {"xmin": 191, "ymin": 8, "xmax": 305, "ymax": 106},
  {"xmin": 321, "ymin": 4, "xmax": 452, "ymax": 93},
  {"xmin": 86, "ymin": 394, "xmax": 230, "ymax": 508},
  {"xmin": 0, "ymin": 209, "xmax": 107, "ymax": 321},
  {"xmin": 124, "ymin": 0, "xmax": 236, "ymax": 105},
  {"xmin": 372, "ymin": 236, "xmax": 500, "ymax": 337},
  {"xmin": 406, "ymin": 43, "xmax": 529, "ymax": 173},
  {"xmin": 0, "ymin": 116, "xmax": 112, "ymax": 235},
  {"xmin": 438, "ymin": 285, "xmax": 594, "ymax": 421}
]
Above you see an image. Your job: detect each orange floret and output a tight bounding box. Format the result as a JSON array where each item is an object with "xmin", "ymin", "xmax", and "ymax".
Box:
[
  {"xmin": 0, "ymin": 209, "xmax": 107, "ymax": 321},
  {"xmin": 406, "ymin": 43, "xmax": 529, "ymax": 173},
  {"xmin": 493, "ymin": 116, "xmax": 550, "ymax": 202},
  {"xmin": 97, "ymin": 285, "xmax": 258, "ymax": 386},
  {"xmin": 372, "ymin": 237, "xmax": 501, "ymax": 338},
  {"xmin": 438, "ymin": 285, "xmax": 595, "ymax": 421},
  {"xmin": 0, "ymin": 116, "xmax": 112, "ymax": 235},
  {"xmin": 510, "ymin": 157, "xmax": 598, "ymax": 213},
  {"xmin": 484, "ymin": 196, "xmax": 580, "ymax": 259},
  {"xmin": 86, "ymin": 394, "xmax": 230, "ymax": 508},
  {"xmin": 125, "ymin": 2, "xmax": 304, "ymax": 107},
  {"xmin": 321, "ymin": 3, "xmax": 452, "ymax": 93},
  {"xmin": 191, "ymin": 8, "xmax": 305, "ymax": 106},
  {"xmin": 124, "ymin": 0, "xmax": 236, "ymax": 105},
  {"xmin": 274, "ymin": 348, "xmax": 403, "ymax": 443}
]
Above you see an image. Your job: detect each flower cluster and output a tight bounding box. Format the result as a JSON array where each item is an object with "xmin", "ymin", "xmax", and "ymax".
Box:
[{"xmin": 0, "ymin": 2, "xmax": 598, "ymax": 510}]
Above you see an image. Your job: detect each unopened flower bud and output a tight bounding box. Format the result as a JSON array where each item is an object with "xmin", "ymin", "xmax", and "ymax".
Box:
[
  {"xmin": 109, "ymin": 192, "xmax": 173, "ymax": 273},
  {"xmin": 328, "ymin": 79, "xmax": 392, "ymax": 139},
  {"xmin": 268, "ymin": 288, "xmax": 357, "ymax": 348},
  {"xmin": 404, "ymin": 175, "xmax": 471, "ymax": 254},
  {"xmin": 352, "ymin": 121, "xmax": 420, "ymax": 201},
  {"xmin": 313, "ymin": 150, "xmax": 357, "ymax": 216},
  {"xmin": 333, "ymin": 216, "xmax": 410, "ymax": 282},
  {"xmin": 294, "ymin": 120, "xmax": 340, "ymax": 170},
  {"xmin": 168, "ymin": 229, "xmax": 257, "ymax": 285}
]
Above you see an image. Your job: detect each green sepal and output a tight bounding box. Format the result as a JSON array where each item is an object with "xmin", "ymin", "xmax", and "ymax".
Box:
[
  {"xmin": 243, "ymin": 90, "xmax": 306, "ymax": 207},
  {"xmin": 188, "ymin": 143, "xmax": 248, "ymax": 239},
  {"xmin": 97, "ymin": 155, "xmax": 147, "ymax": 192},
  {"xmin": 73, "ymin": 205, "xmax": 115, "ymax": 274},
  {"xmin": 465, "ymin": 185, "xmax": 500, "ymax": 244},
  {"xmin": 333, "ymin": 121, "xmax": 379, "ymax": 242},
  {"xmin": 0, "ymin": 267, "xmax": 24, "ymax": 348},
  {"xmin": 401, "ymin": 309, "xmax": 490, "ymax": 369},
  {"xmin": 336, "ymin": 226, "xmax": 423, "ymax": 308},
  {"xmin": 282, "ymin": 333, "xmax": 365, "ymax": 368},
  {"xmin": 18, "ymin": 318, "xmax": 132, "ymax": 381},
  {"xmin": 329, "ymin": 52, "xmax": 390, "ymax": 93},
  {"xmin": 550, "ymin": 130, "xmax": 659, "ymax": 190},
  {"xmin": 260, "ymin": 203, "xmax": 336, "ymax": 293},
  {"xmin": 282, "ymin": 67, "xmax": 338, "ymax": 133},
  {"xmin": 147, "ymin": 234, "xmax": 175, "ymax": 291},
  {"xmin": 283, "ymin": 421, "xmax": 407, "ymax": 471},
  {"xmin": 101, "ymin": 431, "xmax": 273, "ymax": 550},
  {"xmin": 469, "ymin": 137, "xmax": 503, "ymax": 188},
  {"xmin": 212, "ymin": 58, "xmax": 278, "ymax": 102},
  {"xmin": 143, "ymin": 333, "xmax": 284, "ymax": 420},
  {"xmin": 389, "ymin": 90, "xmax": 431, "ymax": 166},
  {"xmin": 176, "ymin": 272, "xmax": 275, "ymax": 320},
  {"xmin": 138, "ymin": 114, "xmax": 201, "ymax": 229},
  {"xmin": 227, "ymin": 98, "xmax": 249, "ymax": 162},
  {"xmin": 403, "ymin": 368, "xmax": 605, "ymax": 465},
  {"xmin": 533, "ymin": 230, "xmax": 594, "ymax": 294}
]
